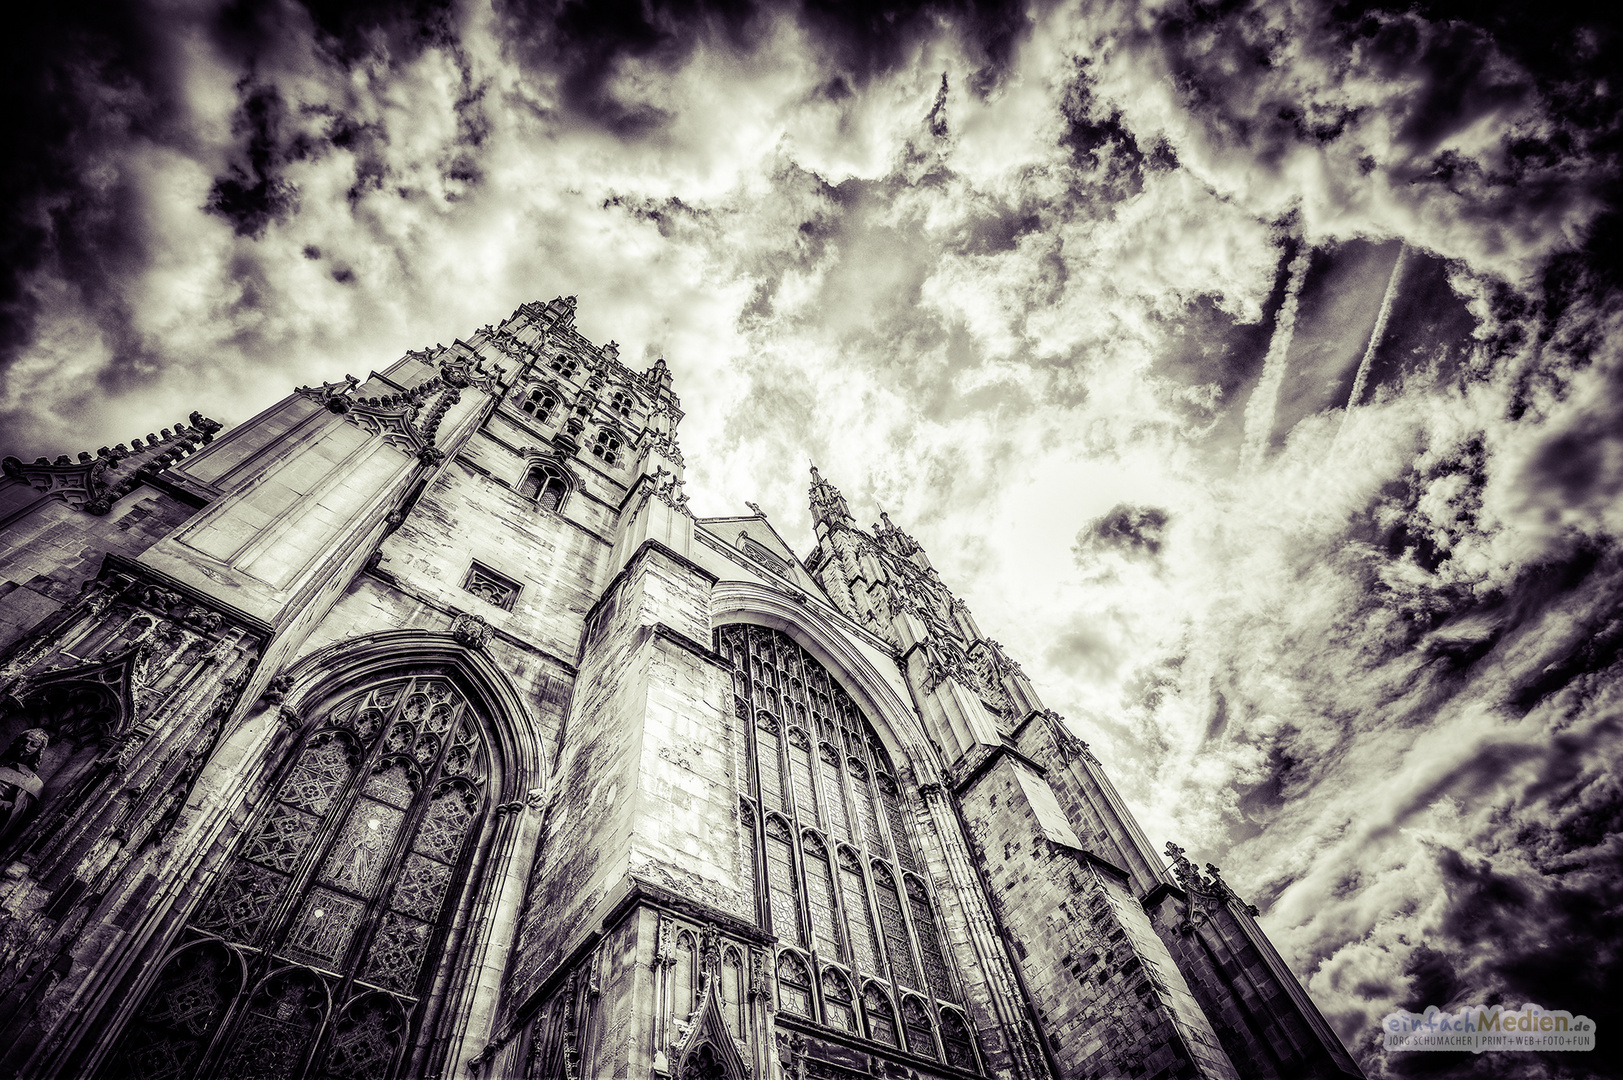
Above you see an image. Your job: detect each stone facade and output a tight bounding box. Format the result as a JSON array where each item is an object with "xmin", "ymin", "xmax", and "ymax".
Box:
[{"xmin": 0, "ymin": 297, "xmax": 1361, "ymax": 1080}]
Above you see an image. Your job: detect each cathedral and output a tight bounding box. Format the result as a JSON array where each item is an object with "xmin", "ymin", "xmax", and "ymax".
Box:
[{"xmin": 0, "ymin": 297, "xmax": 1361, "ymax": 1080}]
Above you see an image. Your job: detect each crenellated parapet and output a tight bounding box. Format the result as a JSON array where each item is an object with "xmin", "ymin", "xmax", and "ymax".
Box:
[{"xmin": 1, "ymin": 413, "xmax": 222, "ymax": 517}]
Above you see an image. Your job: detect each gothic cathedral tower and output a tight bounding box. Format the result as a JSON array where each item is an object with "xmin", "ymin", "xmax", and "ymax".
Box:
[{"xmin": 0, "ymin": 300, "xmax": 1361, "ymax": 1080}]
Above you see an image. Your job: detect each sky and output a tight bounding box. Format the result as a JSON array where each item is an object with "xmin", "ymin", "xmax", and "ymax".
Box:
[{"xmin": 2, "ymin": 1, "xmax": 1620, "ymax": 1075}]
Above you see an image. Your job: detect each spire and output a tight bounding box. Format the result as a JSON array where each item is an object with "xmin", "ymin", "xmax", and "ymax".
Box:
[{"xmin": 808, "ymin": 464, "xmax": 853, "ymax": 534}]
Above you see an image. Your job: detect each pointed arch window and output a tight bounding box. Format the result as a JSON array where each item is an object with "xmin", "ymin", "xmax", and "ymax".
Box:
[
  {"xmin": 755, "ymin": 715, "xmax": 785, "ymax": 813},
  {"xmin": 821, "ymin": 968, "xmax": 857, "ymax": 1034},
  {"xmin": 878, "ymin": 774, "xmax": 918, "ymax": 872},
  {"xmin": 609, "ymin": 390, "xmax": 634, "ymax": 416},
  {"xmin": 837, "ymin": 846, "xmax": 880, "ymax": 977},
  {"xmin": 872, "ymin": 862, "xmax": 919, "ymax": 992},
  {"xmin": 549, "ymin": 353, "xmax": 578, "ymax": 378},
  {"xmin": 907, "ymin": 874, "xmax": 954, "ymax": 1002},
  {"xmin": 862, "ymin": 983, "xmax": 899, "ymax": 1048},
  {"xmin": 103, "ymin": 674, "xmax": 489, "ymax": 1080},
  {"xmin": 516, "ymin": 459, "xmax": 570, "ymax": 511},
  {"xmin": 901, "ymin": 995, "xmax": 938, "ymax": 1060},
  {"xmin": 801, "ymin": 831, "xmax": 841, "ymax": 960},
  {"xmin": 716, "ymin": 623, "xmax": 976, "ymax": 1071},
  {"xmin": 775, "ymin": 951, "xmax": 813, "ymax": 1019},
  {"xmin": 763, "ymin": 815, "xmax": 802, "ymax": 947},
  {"xmin": 818, "ymin": 742, "xmax": 849, "ymax": 843},
  {"xmin": 940, "ymin": 1008, "xmax": 979, "ymax": 1071}
]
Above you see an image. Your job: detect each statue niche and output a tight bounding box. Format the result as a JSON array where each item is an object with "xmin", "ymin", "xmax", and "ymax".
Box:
[
  {"xmin": 0, "ymin": 729, "xmax": 47, "ymax": 853},
  {"xmin": 0, "ymin": 681, "xmax": 121, "ymax": 865}
]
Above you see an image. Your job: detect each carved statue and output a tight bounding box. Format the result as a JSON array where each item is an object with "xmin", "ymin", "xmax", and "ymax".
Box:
[{"xmin": 0, "ymin": 729, "xmax": 49, "ymax": 851}]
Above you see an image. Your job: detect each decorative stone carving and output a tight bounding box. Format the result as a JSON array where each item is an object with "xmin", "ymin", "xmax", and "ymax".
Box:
[
  {"xmin": 1165, "ymin": 842, "xmax": 1260, "ymax": 919},
  {"xmin": 452, "ymin": 613, "xmax": 491, "ymax": 649},
  {"xmin": 260, "ymin": 673, "xmax": 295, "ymax": 706},
  {"xmin": 0, "ymin": 729, "xmax": 48, "ymax": 851}
]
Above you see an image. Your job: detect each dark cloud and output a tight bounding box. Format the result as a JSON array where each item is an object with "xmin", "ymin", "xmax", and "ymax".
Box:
[
  {"xmin": 491, "ymin": 0, "xmax": 1034, "ymax": 133},
  {"xmin": 206, "ymin": 82, "xmax": 304, "ymax": 238},
  {"xmin": 0, "ymin": 2, "xmax": 179, "ymax": 389},
  {"xmin": 1396, "ymin": 844, "xmax": 1623, "ymax": 1078},
  {"xmin": 1076, "ymin": 504, "xmax": 1170, "ymax": 560},
  {"xmin": 1058, "ymin": 60, "xmax": 1153, "ymax": 201}
]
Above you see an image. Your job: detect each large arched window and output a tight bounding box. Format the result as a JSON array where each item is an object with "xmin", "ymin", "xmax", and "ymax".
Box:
[
  {"xmin": 715, "ymin": 624, "xmax": 972, "ymax": 1071},
  {"xmin": 100, "ymin": 674, "xmax": 490, "ymax": 1080}
]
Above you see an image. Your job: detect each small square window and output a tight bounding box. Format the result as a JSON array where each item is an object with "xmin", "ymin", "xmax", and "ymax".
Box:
[{"xmin": 463, "ymin": 561, "xmax": 520, "ymax": 611}]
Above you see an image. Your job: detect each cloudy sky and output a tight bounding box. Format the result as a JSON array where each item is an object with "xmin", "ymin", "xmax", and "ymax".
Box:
[{"xmin": 3, "ymin": 0, "xmax": 1620, "ymax": 1075}]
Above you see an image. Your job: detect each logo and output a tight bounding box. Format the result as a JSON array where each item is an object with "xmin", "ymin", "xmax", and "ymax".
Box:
[{"xmin": 1383, "ymin": 1005, "xmax": 1596, "ymax": 1053}]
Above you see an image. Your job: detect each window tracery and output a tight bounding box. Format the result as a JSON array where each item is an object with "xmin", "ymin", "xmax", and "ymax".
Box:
[
  {"xmin": 462, "ymin": 563, "xmax": 520, "ymax": 610},
  {"xmin": 862, "ymin": 983, "xmax": 898, "ymax": 1047},
  {"xmin": 106, "ymin": 674, "xmax": 489, "ymax": 1080},
  {"xmin": 939, "ymin": 1008, "xmax": 978, "ymax": 1071},
  {"xmin": 518, "ymin": 386, "xmax": 559, "ymax": 423},
  {"xmin": 821, "ymin": 968, "xmax": 857, "ymax": 1034},
  {"xmin": 713, "ymin": 624, "xmax": 974, "ymax": 1071},
  {"xmin": 515, "ymin": 460, "xmax": 569, "ymax": 511},
  {"xmin": 775, "ymin": 951, "xmax": 812, "ymax": 1018},
  {"xmin": 901, "ymin": 995, "xmax": 937, "ymax": 1060},
  {"xmin": 589, "ymin": 427, "xmax": 622, "ymax": 466}
]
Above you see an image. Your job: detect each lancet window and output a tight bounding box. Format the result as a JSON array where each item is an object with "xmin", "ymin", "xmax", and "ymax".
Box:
[
  {"xmin": 101, "ymin": 674, "xmax": 489, "ymax": 1080},
  {"xmin": 549, "ymin": 353, "xmax": 578, "ymax": 379},
  {"xmin": 714, "ymin": 624, "xmax": 972, "ymax": 1071},
  {"xmin": 609, "ymin": 390, "xmax": 634, "ymax": 416}
]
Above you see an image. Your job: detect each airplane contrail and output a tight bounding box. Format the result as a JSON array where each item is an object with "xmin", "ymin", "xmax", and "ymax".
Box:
[
  {"xmin": 1342, "ymin": 242, "xmax": 1408, "ymax": 424},
  {"xmin": 1240, "ymin": 243, "xmax": 1312, "ymax": 472}
]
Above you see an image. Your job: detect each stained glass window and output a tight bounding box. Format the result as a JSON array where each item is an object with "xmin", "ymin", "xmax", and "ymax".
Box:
[
  {"xmin": 821, "ymin": 969, "xmax": 857, "ymax": 1034},
  {"xmin": 873, "ymin": 863, "xmax": 919, "ymax": 992},
  {"xmin": 756, "ymin": 716, "xmax": 785, "ymax": 812},
  {"xmin": 103, "ymin": 943, "xmax": 242, "ymax": 1080},
  {"xmin": 863, "ymin": 984, "xmax": 898, "ymax": 1048},
  {"xmin": 106, "ymin": 674, "xmax": 487, "ymax": 1080},
  {"xmin": 902, "ymin": 996, "xmax": 937, "ymax": 1060},
  {"xmin": 879, "ymin": 776, "xmax": 918, "ymax": 872},
  {"xmin": 908, "ymin": 875, "xmax": 954, "ymax": 1002},
  {"xmin": 802, "ymin": 832, "xmax": 841, "ymax": 961},
  {"xmin": 764, "ymin": 816, "xmax": 803, "ymax": 946},
  {"xmin": 850, "ymin": 763, "xmax": 885, "ymax": 857},
  {"xmin": 940, "ymin": 1008, "xmax": 978, "ymax": 1071},
  {"xmin": 714, "ymin": 623, "xmax": 972, "ymax": 1071},
  {"xmin": 787, "ymin": 730, "xmax": 818, "ymax": 830},
  {"xmin": 838, "ymin": 846, "xmax": 881, "ymax": 979},
  {"xmin": 819, "ymin": 744, "xmax": 849, "ymax": 842},
  {"xmin": 776, "ymin": 951, "xmax": 813, "ymax": 1018}
]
